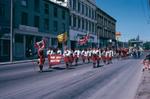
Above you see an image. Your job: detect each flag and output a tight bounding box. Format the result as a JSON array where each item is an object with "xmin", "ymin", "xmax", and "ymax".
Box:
[
  {"xmin": 78, "ymin": 34, "xmax": 90, "ymax": 45},
  {"xmin": 57, "ymin": 32, "xmax": 67, "ymax": 43},
  {"xmin": 35, "ymin": 39, "xmax": 46, "ymax": 49}
]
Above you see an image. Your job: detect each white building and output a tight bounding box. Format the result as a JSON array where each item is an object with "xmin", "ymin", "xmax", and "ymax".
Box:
[
  {"xmin": 69, "ymin": 0, "xmax": 97, "ymax": 49},
  {"xmin": 49, "ymin": 0, "xmax": 98, "ymax": 49}
]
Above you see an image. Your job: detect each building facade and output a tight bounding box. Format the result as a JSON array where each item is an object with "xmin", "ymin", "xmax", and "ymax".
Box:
[
  {"xmin": 96, "ymin": 7, "xmax": 116, "ymax": 48},
  {"xmin": 3, "ymin": 0, "xmax": 70, "ymax": 61},
  {"xmin": 0, "ymin": 0, "xmax": 116, "ymax": 62},
  {"xmin": 0, "ymin": 0, "xmax": 11, "ymax": 62},
  {"xmin": 69, "ymin": 0, "xmax": 97, "ymax": 49}
]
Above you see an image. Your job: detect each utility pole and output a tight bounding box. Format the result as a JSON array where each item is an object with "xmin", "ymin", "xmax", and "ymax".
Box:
[{"xmin": 10, "ymin": 0, "xmax": 13, "ymax": 62}]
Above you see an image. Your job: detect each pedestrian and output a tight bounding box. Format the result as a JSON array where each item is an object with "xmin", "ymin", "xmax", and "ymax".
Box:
[{"xmin": 142, "ymin": 54, "xmax": 150, "ymax": 71}]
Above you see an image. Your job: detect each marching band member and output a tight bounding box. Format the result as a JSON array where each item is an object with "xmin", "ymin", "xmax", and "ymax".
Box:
[
  {"xmin": 92, "ymin": 48, "xmax": 97, "ymax": 68},
  {"xmin": 47, "ymin": 47, "xmax": 54, "ymax": 68},
  {"xmin": 109, "ymin": 48, "xmax": 114, "ymax": 64},
  {"xmin": 63, "ymin": 48, "xmax": 71, "ymax": 69},
  {"xmin": 96, "ymin": 48, "xmax": 102, "ymax": 67},
  {"xmin": 69, "ymin": 49, "xmax": 74, "ymax": 66},
  {"xmin": 87, "ymin": 48, "xmax": 92, "ymax": 63},
  {"xmin": 73, "ymin": 49, "xmax": 80, "ymax": 66},
  {"xmin": 35, "ymin": 40, "xmax": 46, "ymax": 72},
  {"xmin": 81, "ymin": 49, "xmax": 87, "ymax": 63},
  {"xmin": 56, "ymin": 48, "xmax": 62, "ymax": 55},
  {"xmin": 105, "ymin": 48, "xmax": 110, "ymax": 64},
  {"xmin": 101, "ymin": 48, "xmax": 106, "ymax": 64}
]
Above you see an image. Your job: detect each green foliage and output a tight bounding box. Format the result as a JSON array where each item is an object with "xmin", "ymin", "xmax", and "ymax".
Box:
[{"xmin": 143, "ymin": 42, "xmax": 150, "ymax": 50}]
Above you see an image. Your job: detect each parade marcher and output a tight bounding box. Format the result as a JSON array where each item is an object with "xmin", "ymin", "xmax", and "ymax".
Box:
[
  {"xmin": 47, "ymin": 47, "xmax": 54, "ymax": 68},
  {"xmin": 109, "ymin": 48, "xmax": 114, "ymax": 64},
  {"xmin": 96, "ymin": 48, "xmax": 102, "ymax": 67},
  {"xmin": 73, "ymin": 49, "xmax": 80, "ymax": 66},
  {"xmin": 35, "ymin": 40, "xmax": 46, "ymax": 72},
  {"xmin": 63, "ymin": 48, "xmax": 71, "ymax": 69},
  {"xmin": 92, "ymin": 48, "xmax": 97, "ymax": 68},
  {"xmin": 101, "ymin": 48, "xmax": 106, "ymax": 64},
  {"xmin": 69, "ymin": 49, "xmax": 74, "ymax": 66},
  {"xmin": 105, "ymin": 48, "xmax": 110, "ymax": 64},
  {"xmin": 87, "ymin": 48, "xmax": 92, "ymax": 63},
  {"xmin": 56, "ymin": 48, "xmax": 62, "ymax": 55},
  {"xmin": 81, "ymin": 49, "xmax": 87, "ymax": 63}
]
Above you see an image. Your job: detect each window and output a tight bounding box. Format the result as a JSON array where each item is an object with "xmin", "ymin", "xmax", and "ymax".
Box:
[
  {"xmin": 92, "ymin": 23, "xmax": 94, "ymax": 32},
  {"xmin": 78, "ymin": 2, "xmax": 81, "ymax": 13},
  {"xmin": 73, "ymin": 15, "xmax": 76, "ymax": 27},
  {"xmin": 70, "ymin": 0, "xmax": 72, "ymax": 8},
  {"xmin": 82, "ymin": 18, "xmax": 84, "ymax": 30},
  {"xmin": 62, "ymin": 23, "xmax": 65, "ymax": 32},
  {"xmin": 0, "ymin": 5, "xmax": 5, "ymax": 16},
  {"xmin": 53, "ymin": 21, "xmax": 58, "ymax": 32},
  {"xmin": 89, "ymin": 21, "xmax": 91, "ymax": 32},
  {"xmin": 44, "ymin": 18, "xmax": 49, "ymax": 31},
  {"xmin": 21, "ymin": 0, "xmax": 28, "ymax": 7},
  {"xmin": 89, "ymin": 8, "xmax": 91, "ymax": 18},
  {"xmin": 62, "ymin": 10, "xmax": 65, "ymax": 20},
  {"xmin": 34, "ymin": 0, "xmax": 40, "ymax": 12},
  {"xmin": 21, "ymin": 12, "xmax": 28, "ymax": 25},
  {"xmin": 78, "ymin": 17, "xmax": 81, "ymax": 28},
  {"xmin": 92, "ymin": 9, "xmax": 94, "ymax": 19},
  {"xmin": 86, "ymin": 19, "xmax": 88, "ymax": 30},
  {"xmin": 86, "ymin": 5, "xmax": 88, "ymax": 16},
  {"xmin": 15, "ymin": 34, "xmax": 23, "ymax": 43},
  {"xmin": 82, "ymin": 3, "xmax": 84, "ymax": 14},
  {"xmin": 54, "ymin": 7, "xmax": 58, "ymax": 17},
  {"xmin": 34, "ymin": 16, "xmax": 39, "ymax": 28},
  {"xmin": 44, "ymin": 3, "xmax": 49, "ymax": 15},
  {"xmin": 69, "ymin": 15, "xmax": 71, "ymax": 26},
  {"xmin": 73, "ymin": 0, "xmax": 76, "ymax": 10},
  {"xmin": 3, "ymin": 40, "xmax": 10, "ymax": 56}
]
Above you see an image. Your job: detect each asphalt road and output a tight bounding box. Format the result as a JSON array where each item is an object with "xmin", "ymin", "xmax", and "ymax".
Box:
[{"xmin": 0, "ymin": 58, "xmax": 143, "ymax": 99}]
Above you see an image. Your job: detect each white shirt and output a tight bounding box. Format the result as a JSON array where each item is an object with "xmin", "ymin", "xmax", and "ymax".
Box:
[
  {"xmin": 63, "ymin": 50, "xmax": 71, "ymax": 56},
  {"xmin": 57, "ymin": 50, "xmax": 62, "ymax": 55},
  {"xmin": 73, "ymin": 50, "xmax": 80, "ymax": 57},
  {"xmin": 47, "ymin": 50, "xmax": 54, "ymax": 55}
]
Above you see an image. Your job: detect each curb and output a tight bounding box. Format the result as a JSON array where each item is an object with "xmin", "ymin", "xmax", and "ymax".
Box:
[{"xmin": 0, "ymin": 59, "xmax": 38, "ymax": 66}]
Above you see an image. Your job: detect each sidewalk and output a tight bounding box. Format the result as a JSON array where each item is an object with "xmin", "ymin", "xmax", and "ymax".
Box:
[
  {"xmin": 0, "ymin": 59, "xmax": 38, "ymax": 66},
  {"xmin": 135, "ymin": 70, "xmax": 150, "ymax": 99}
]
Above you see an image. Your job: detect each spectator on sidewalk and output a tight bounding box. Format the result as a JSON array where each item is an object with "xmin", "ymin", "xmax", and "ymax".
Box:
[{"xmin": 142, "ymin": 54, "xmax": 150, "ymax": 71}]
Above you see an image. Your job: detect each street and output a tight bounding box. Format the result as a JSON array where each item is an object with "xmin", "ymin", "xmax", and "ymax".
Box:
[{"xmin": 0, "ymin": 59, "xmax": 142, "ymax": 99}]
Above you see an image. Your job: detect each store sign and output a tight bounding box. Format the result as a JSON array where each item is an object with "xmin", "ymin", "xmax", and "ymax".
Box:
[{"xmin": 19, "ymin": 25, "xmax": 38, "ymax": 32}]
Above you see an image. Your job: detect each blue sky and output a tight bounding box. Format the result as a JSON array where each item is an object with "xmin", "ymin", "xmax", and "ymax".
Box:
[{"xmin": 96, "ymin": 0, "xmax": 150, "ymax": 41}]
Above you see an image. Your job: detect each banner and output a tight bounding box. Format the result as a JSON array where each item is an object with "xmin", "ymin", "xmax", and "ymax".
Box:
[{"xmin": 48, "ymin": 54, "xmax": 62, "ymax": 65}]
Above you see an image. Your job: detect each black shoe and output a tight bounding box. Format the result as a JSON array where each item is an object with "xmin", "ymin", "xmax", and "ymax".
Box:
[{"xmin": 142, "ymin": 68, "xmax": 145, "ymax": 72}]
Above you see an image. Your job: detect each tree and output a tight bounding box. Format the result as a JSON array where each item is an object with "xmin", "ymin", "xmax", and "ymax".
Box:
[{"xmin": 143, "ymin": 42, "xmax": 150, "ymax": 50}]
